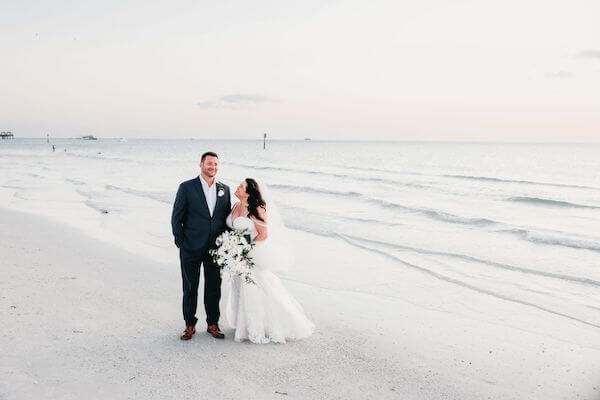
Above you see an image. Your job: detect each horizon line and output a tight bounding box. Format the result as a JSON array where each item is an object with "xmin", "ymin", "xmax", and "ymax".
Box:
[{"xmin": 8, "ymin": 136, "xmax": 600, "ymax": 145}]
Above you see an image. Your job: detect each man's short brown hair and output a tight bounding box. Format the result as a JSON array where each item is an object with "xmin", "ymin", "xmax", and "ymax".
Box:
[{"xmin": 201, "ymin": 151, "xmax": 218, "ymax": 162}]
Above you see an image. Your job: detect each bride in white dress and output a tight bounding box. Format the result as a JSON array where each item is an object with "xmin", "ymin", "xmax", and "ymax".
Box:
[{"xmin": 221, "ymin": 178, "xmax": 315, "ymax": 344}]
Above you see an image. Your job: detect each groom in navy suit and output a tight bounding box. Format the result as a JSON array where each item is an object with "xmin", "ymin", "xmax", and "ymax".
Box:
[{"xmin": 171, "ymin": 151, "xmax": 231, "ymax": 340}]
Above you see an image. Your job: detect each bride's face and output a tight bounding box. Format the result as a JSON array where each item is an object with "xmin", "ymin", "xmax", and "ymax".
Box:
[{"xmin": 234, "ymin": 181, "xmax": 248, "ymax": 200}]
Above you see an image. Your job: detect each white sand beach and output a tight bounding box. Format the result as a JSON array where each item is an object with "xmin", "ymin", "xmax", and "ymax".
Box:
[{"xmin": 2, "ymin": 207, "xmax": 599, "ymax": 400}]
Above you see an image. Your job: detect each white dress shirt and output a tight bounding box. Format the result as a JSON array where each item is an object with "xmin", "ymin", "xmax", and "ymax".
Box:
[{"xmin": 199, "ymin": 176, "xmax": 217, "ymax": 216}]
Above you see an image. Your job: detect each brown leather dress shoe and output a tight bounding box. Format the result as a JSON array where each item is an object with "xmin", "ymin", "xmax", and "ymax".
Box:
[
  {"xmin": 207, "ymin": 324, "xmax": 225, "ymax": 339},
  {"xmin": 180, "ymin": 325, "xmax": 196, "ymax": 340}
]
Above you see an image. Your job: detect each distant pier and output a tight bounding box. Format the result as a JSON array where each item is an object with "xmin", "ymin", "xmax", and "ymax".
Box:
[{"xmin": 0, "ymin": 131, "xmax": 14, "ymax": 139}]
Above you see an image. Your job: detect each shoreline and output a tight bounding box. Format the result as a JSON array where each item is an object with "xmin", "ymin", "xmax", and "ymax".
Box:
[{"xmin": 1, "ymin": 207, "xmax": 599, "ymax": 399}]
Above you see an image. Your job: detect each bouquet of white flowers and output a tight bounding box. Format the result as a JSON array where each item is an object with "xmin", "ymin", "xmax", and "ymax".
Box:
[{"xmin": 209, "ymin": 230, "xmax": 256, "ymax": 284}]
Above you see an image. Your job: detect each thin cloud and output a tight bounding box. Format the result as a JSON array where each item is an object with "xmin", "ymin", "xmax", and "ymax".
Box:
[
  {"xmin": 575, "ymin": 50, "xmax": 600, "ymax": 59},
  {"xmin": 197, "ymin": 93, "xmax": 276, "ymax": 109},
  {"xmin": 545, "ymin": 71, "xmax": 574, "ymax": 79}
]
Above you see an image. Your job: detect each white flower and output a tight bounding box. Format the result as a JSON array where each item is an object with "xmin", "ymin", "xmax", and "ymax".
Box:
[
  {"xmin": 218, "ymin": 189, "xmax": 225, "ymax": 197},
  {"xmin": 209, "ymin": 229, "xmax": 257, "ymax": 284}
]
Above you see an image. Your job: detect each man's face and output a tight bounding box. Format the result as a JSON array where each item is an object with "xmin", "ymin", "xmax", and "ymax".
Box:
[{"xmin": 200, "ymin": 156, "xmax": 219, "ymax": 178}]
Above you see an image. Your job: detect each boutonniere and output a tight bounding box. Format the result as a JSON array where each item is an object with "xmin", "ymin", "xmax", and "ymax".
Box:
[{"xmin": 216, "ymin": 182, "xmax": 225, "ymax": 197}]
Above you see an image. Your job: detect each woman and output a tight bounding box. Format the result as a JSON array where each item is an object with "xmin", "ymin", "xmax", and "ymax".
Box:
[{"xmin": 222, "ymin": 178, "xmax": 315, "ymax": 344}]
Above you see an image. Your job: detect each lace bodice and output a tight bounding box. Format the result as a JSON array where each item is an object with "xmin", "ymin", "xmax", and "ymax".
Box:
[{"xmin": 226, "ymin": 214, "xmax": 258, "ymax": 240}]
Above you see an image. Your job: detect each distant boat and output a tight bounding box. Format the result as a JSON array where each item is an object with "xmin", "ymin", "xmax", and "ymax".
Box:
[
  {"xmin": 119, "ymin": 137, "xmax": 128, "ymax": 142},
  {"xmin": 0, "ymin": 131, "xmax": 14, "ymax": 139},
  {"xmin": 304, "ymin": 138, "xmax": 311, "ymax": 141},
  {"xmin": 77, "ymin": 135, "xmax": 98, "ymax": 140}
]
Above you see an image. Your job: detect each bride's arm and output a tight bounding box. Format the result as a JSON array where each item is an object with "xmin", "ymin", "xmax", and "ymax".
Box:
[{"xmin": 252, "ymin": 207, "xmax": 268, "ymax": 241}]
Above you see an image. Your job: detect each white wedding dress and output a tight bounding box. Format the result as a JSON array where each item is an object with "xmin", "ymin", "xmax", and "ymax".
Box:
[{"xmin": 221, "ymin": 212, "xmax": 315, "ymax": 344}]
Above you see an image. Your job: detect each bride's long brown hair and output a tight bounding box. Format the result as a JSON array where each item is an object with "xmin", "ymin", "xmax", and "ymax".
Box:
[{"xmin": 245, "ymin": 178, "xmax": 266, "ymax": 222}]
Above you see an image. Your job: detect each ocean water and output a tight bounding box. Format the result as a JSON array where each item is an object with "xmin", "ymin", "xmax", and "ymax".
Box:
[{"xmin": 1, "ymin": 138, "xmax": 599, "ymax": 326}]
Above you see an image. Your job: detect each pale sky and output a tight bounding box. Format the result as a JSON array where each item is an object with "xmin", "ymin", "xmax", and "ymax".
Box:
[{"xmin": 1, "ymin": 0, "xmax": 599, "ymax": 141}]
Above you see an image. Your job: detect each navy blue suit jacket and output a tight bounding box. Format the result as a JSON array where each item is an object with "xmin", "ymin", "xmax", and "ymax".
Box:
[{"xmin": 171, "ymin": 177, "xmax": 231, "ymax": 256}]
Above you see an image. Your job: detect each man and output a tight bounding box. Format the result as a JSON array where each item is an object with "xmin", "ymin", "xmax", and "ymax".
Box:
[{"xmin": 171, "ymin": 152, "xmax": 231, "ymax": 340}]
